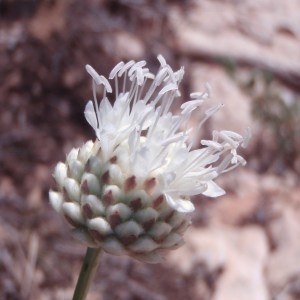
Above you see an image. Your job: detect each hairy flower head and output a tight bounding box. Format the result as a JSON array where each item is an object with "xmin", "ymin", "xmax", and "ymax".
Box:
[{"xmin": 49, "ymin": 55, "xmax": 249, "ymax": 263}]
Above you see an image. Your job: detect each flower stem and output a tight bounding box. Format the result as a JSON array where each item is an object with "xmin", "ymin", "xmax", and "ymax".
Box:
[{"xmin": 72, "ymin": 247, "xmax": 102, "ymax": 300}]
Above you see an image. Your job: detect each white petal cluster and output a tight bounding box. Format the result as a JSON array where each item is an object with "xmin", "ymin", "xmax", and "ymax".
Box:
[
  {"xmin": 84, "ymin": 55, "xmax": 248, "ymax": 213},
  {"xmin": 49, "ymin": 56, "xmax": 249, "ymax": 262}
]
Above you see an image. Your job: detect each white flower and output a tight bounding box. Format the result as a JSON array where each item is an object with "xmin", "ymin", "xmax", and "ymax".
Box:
[
  {"xmin": 50, "ymin": 55, "xmax": 249, "ymax": 262},
  {"xmin": 84, "ymin": 55, "xmax": 248, "ymax": 214}
]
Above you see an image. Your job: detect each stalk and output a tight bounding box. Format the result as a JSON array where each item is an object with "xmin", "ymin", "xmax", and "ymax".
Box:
[{"xmin": 72, "ymin": 247, "xmax": 102, "ymax": 300}]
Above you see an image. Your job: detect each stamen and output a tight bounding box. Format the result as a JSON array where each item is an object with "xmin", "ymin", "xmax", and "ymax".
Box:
[
  {"xmin": 109, "ymin": 61, "xmax": 124, "ymax": 79},
  {"xmin": 128, "ymin": 60, "xmax": 146, "ymax": 77},
  {"xmin": 85, "ymin": 64, "xmax": 101, "ymax": 85},
  {"xmin": 201, "ymin": 140, "xmax": 224, "ymax": 151},
  {"xmin": 157, "ymin": 54, "xmax": 167, "ymax": 67},
  {"xmin": 99, "ymin": 75, "xmax": 112, "ymax": 93},
  {"xmin": 218, "ymin": 131, "xmax": 239, "ymax": 148},
  {"xmin": 220, "ymin": 130, "xmax": 243, "ymax": 141},
  {"xmin": 174, "ymin": 67, "xmax": 184, "ymax": 82},
  {"xmin": 181, "ymin": 99, "xmax": 205, "ymax": 115},
  {"xmin": 135, "ymin": 67, "xmax": 145, "ymax": 86},
  {"xmin": 205, "ymin": 103, "xmax": 224, "ymax": 117},
  {"xmin": 118, "ymin": 60, "xmax": 135, "ymax": 77},
  {"xmin": 187, "ymin": 103, "xmax": 224, "ymax": 151},
  {"xmin": 190, "ymin": 92, "xmax": 205, "ymax": 99},
  {"xmin": 160, "ymin": 133, "xmax": 185, "ymax": 147},
  {"xmin": 242, "ymin": 127, "xmax": 251, "ymax": 148},
  {"xmin": 216, "ymin": 154, "xmax": 233, "ymax": 173},
  {"xmin": 115, "ymin": 76, "xmax": 119, "ymax": 98},
  {"xmin": 154, "ymin": 68, "xmax": 169, "ymax": 86}
]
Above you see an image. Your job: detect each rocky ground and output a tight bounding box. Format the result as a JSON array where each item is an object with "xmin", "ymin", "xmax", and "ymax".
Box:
[{"xmin": 0, "ymin": 1, "xmax": 299, "ymax": 299}]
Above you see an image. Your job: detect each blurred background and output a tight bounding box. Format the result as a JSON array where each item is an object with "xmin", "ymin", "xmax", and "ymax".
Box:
[{"xmin": 0, "ymin": 0, "xmax": 299, "ymax": 299}]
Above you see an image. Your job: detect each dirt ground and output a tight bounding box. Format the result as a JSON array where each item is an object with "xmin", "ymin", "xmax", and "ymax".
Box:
[{"xmin": 0, "ymin": 1, "xmax": 300, "ymax": 299}]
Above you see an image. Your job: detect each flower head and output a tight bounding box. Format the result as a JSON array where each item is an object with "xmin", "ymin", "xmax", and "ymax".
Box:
[{"xmin": 49, "ymin": 55, "xmax": 249, "ymax": 263}]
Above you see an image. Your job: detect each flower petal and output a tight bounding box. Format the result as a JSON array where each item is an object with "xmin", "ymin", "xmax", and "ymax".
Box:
[
  {"xmin": 84, "ymin": 101, "xmax": 98, "ymax": 130},
  {"xmin": 164, "ymin": 193, "xmax": 195, "ymax": 213},
  {"xmin": 202, "ymin": 180, "xmax": 225, "ymax": 197}
]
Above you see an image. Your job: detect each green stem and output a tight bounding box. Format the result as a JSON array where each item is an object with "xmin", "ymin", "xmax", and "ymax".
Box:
[{"xmin": 72, "ymin": 247, "xmax": 102, "ymax": 300}]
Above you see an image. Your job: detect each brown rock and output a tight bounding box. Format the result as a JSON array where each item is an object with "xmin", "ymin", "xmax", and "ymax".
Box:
[
  {"xmin": 266, "ymin": 204, "xmax": 300, "ymax": 290},
  {"xmin": 213, "ymin": 170, "xmax": 260, "ymax": 225},
  {"xmin": 213, "ymin": 226, "xmax": 269, "ymax": 300},
  {"xmin": 170, "ymin": 0, "xmax": 300, "ymax": 77},
  {"xmin": 168, "ymin": 225, "xmax": 269, "ymax": 300}
]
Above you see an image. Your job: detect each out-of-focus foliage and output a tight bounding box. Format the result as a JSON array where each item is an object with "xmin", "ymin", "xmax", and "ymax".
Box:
[{"xmin": 243, "ymin": 70, "xmax": 300, "ymax": 174}]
